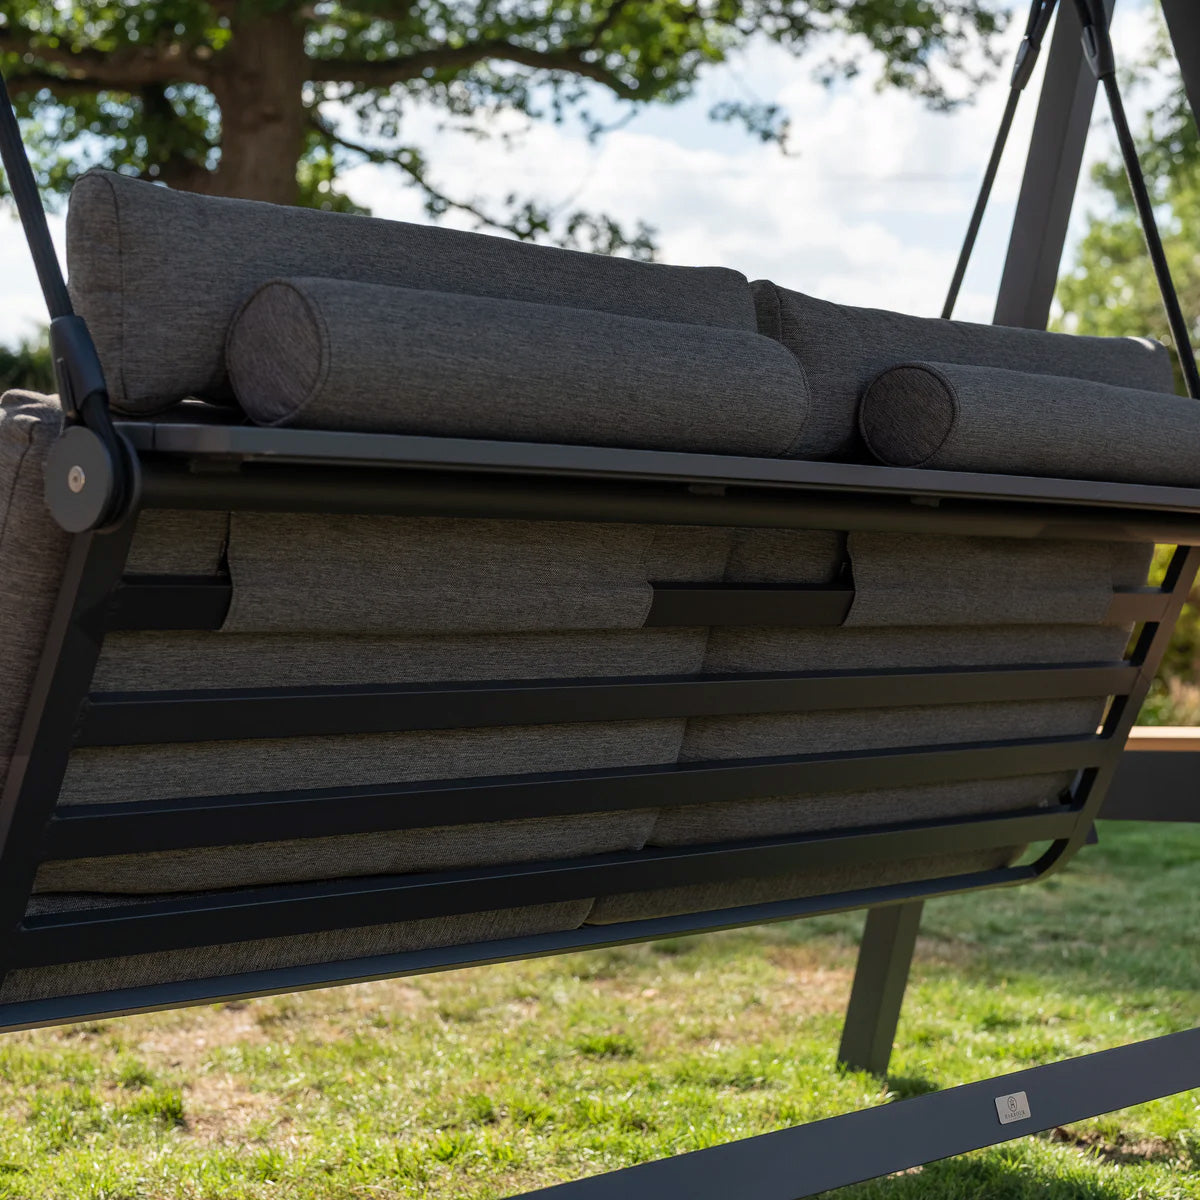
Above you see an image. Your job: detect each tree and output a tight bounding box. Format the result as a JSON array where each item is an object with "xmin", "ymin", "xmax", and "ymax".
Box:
[
  {"xmin": 0, "ymin": 335, "xmax": 53, "ymax": 393},
  {"xmin": 1, "ymin": 0, "xmax": 1004, "ymax": 253},
  {"xmin": 1055, "ymin": 33, "xmax": 1199, "ymax": 387}
]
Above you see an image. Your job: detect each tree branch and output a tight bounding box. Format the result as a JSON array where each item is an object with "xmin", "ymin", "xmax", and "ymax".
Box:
[
  {"xmin": 0, "ymin": 28, "xmax": 213, "ymax": 88},
  {"xmin": 309, "ymin": 41, "xmax": 639, "ymax": 99},
  {"xmin": 310, "ymin": 112, "xmax": 527, "ymax": 233}
]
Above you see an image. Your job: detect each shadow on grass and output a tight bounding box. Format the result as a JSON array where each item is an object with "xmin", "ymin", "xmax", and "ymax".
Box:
[
  {"xmin": 832, "ymin": 1144, "xmax": 1139, "ymax": 1200},
  {"xmin": 882, "ymin": 1074, "xmax": 940, "ymax": 1101}
]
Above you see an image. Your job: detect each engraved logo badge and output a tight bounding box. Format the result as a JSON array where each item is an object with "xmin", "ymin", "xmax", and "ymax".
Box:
[{"xmin": 995, "ymin": 1091, "xmax": 1031, "ymax": 1125}]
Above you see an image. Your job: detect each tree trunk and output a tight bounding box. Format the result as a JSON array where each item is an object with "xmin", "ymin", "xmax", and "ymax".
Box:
[{"xmin": 208, "ymin": 9, "xmax": 308, "ymax": 205}]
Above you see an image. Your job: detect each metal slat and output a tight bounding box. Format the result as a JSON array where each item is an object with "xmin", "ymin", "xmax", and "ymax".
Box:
[
  {"xmin": 45, "ymin": 735, "xmax": 1106, "ymax": 858},
  {"xmin": 102, "ymin": 575, "xmax": 1166, "ymax": 634},
  {"xmin": 105, "ymin": 575, "xmax": 232, "ymax": 631},
  {"xmin": 645, "ymin": 584, "xmax": 854, "ymax": 627},
  {"xmin": 19, "ymin": 807, "xmax": 1077, "ymax": 967},
  {"xmin": 75, "ymin": 663, "xmax": 1137, "ymax": 747}
]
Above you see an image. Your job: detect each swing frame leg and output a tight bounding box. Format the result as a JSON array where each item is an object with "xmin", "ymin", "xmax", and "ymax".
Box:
[{"xmin": 836, "ymin": 900, "xmax": 924, "ymax": 1077}]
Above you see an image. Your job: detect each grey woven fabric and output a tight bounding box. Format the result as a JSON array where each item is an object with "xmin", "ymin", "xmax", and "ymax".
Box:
[
  {"xmin": 67, "ymin": 169, "xmax": 756, "ymax": 414},
  {"xmin": 59, "ymin": 719, "xmax": 687, "ymax": 808},
  {"xmin": 226, "ymin": 278, "xmax": 808, "ymax": 456},
  {"xmin": 752, "ymin": 281, "xmax": 1176, "ymax": 459},
  {"xmin": 92, "ymin": 627, "xmax": 709, "ymax": 692},
  {"xmin": 223, "ymin": 514, "xmax": 657, "ymax": 634},
  {"xmin": 845, "ymin": 534, "xmax": 1151, "ymax": 626},
  {"xmin": 859, "ymin": 360, "xmax": 1200, "ymax": 484},
  {"xmin": 51, "ymin": 716, "xmax": 680, "ymax": 891},
  {"xmin": 126, "ymin": 510, "xmax": 229, "ymax": 575},
  {"xmin": 644, "ymin": 526, "xmax": 732, "ymax": 583},
  {"xmin": 679, "ymin": 697, "xmax": 1103, "ymax": 764},
  {"xmin": 587, "ymin": 849, "xmax": 1015, "ymax": 924},
  {"xmin": 651, "ymin": 777, "xmax": 1070, "ymax": 846},
  {"xmin": 700, "ymin": 622, "xmax": 1131, "ymax": 674},
  {"xmin": 0, "ymin": 899, "xmax": 590, "ymax": 1004},
  {"xmin": 35, "ymin": 810, "xmax": 655, "ymax": 894},
  {"xmin": 0, "ymin": 392, "xmax": 70, "ymax": 801},
  {"xmin": 723, "ymin": 528, "xmax": 845, "ymax": 582}
]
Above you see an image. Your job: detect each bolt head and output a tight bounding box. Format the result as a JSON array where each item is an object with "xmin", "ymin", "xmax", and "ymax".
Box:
[{"xmin": 67, "ymin": 465, "xmax": 86, "ymax": 494}]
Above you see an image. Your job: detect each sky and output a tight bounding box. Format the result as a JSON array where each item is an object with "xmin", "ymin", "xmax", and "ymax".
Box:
[{"xmin": 0, "ymin": 1, "xmax": 1166, "ymax": 346}]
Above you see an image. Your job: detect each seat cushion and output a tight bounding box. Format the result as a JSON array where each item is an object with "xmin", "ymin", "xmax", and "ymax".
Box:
[
  {"xmin": 226, "ymin": 277, "xmax": 808, "ymax": 456},
  {"xmin": 1, "ymin": 894, "xmax": 591, "ymax": 1005},
  {"xmin": 586, "ymin": 849, "xmax": 1017, "ymax": 924},
  {"xmin": 67, "ymin": 169, "xmax": 756, "ymax": 415},
  {"xmin": 859, "ymin": 360, "xmax": 1200, "ymax": 484},
  {"xmin": 752, "ymin": 282, "xmax": 1175, "ymax": 459}
]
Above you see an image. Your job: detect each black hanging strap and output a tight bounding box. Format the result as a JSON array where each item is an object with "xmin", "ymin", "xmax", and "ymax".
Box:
[
  {"xmin": 0, "ymin": 60, "xmax": 131, "ymax": 528},
  {"xmin": 1070, "ymin": 0, "xmax": 1200, "ymax": 400},
  {"xmin": 0, "ymin": 68, "xmax": 72, "ymax": 321},
  {"xmin": 942, "ymin": 0, "xmax": 1060, "ymax": 319}
]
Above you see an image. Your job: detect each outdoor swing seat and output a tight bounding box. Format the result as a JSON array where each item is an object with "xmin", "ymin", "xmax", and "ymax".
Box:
[{"xmin": 3, "ymin": 2, "xmax": 1200, "ymax": 1191}]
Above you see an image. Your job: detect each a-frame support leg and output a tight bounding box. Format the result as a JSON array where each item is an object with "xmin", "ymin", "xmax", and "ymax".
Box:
[{"xmin": 837, "ymin": 901, "xmax": 924, "ymax": 1076}]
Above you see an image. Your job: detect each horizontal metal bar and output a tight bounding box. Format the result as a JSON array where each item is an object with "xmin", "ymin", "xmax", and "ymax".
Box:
[
  {"xmin": 100, "ymin": 572, "xmax": 1162, "ymax": 637},
  {"xmin": 645, "ymin": 584, "xmax": 854, "ymax": 627},
  {"xmin": 135, "ymin": 458, "xmax": 1200, "ymax": 544},
  {"xmin": 104, "ymin": 575, "xmax": 231, "ymax": 632},
  {"xmin": 0, "ymin": 865, "xmax": 1032, "ymax": 1034},
  {"xmin": 46, "ymin": 736, "xmax": 1107, "ymax": 858},
  {"xmin": 75, "ymin": 663, "xmax": 1136, "ymax": 748},
  {"xmin": 1107, "ymin": 587, "xmax": 1172, "ymax": 625},
  {"xmin": 520, "ymin": 1028, "xmax": 1200, "ymax": 1199},
  {"xmin": 19, "ymin": 807, "xmax": 1076, "ymax": 966},
  {"xmin": 1101, "ymin": 747, "xmax": 1200, "ymax": 822},
  {"xmin": 120, "ymin": 420, "xmax": 1200, "ymax": 526}
]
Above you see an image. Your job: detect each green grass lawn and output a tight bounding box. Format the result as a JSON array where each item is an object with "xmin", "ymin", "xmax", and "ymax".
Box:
[{"xmin": 0, "ymin": 822, "xmax": 1197, "ymax": 1199}]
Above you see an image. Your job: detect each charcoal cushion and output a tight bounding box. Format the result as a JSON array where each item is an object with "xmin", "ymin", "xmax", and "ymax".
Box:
[
  {"xmin": 752, "ymin": 282, "xmax": 1176, "ymax": 459},
  {"xmin": 67, "ymin": 169, "xmax": 756, "ymax": 415},
  {"xmin": 0, "ymin": 896, "xmax": 590, "ymax": 1005},
  {"xmin": 220, "ymin": 515, "xmax": 730, "ymax": 635},
  {"xmin": 859, "ymin": 360, "xmax": 1200, "ymax": 485},
  {"xmin": 844, "ymin": 534, "xmax": 1150, "ymax": 627},
  {"xmin": 587, "ymin": 849, "xmax": 1016, "ymax": 924},
  {"xmin": 226, "ymin": 278, "xmax": 808, "ymax": 456},
  {"xmin": 0, "ymin": 393, "xmax": 71, "ymax": 802}
]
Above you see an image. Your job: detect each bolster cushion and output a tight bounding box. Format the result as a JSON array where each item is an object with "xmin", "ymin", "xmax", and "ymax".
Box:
[
  {"xmin": 752, "ymin": 282, "xmax": 1176, "ymax": 459},
  {"xmin": 859, "ymin": 360, "xmax": 1200, "ymax": 485},
  {"xmin": 66, "ymin": 169, "xmax": 757, "ymax": 415},
  {"xmin": 225, "ymin": 277, "xmax": 809, "ymax": 455}
]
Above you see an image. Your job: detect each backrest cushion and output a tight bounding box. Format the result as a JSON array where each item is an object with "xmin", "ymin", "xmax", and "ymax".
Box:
[
  {"xmin": 753, "ymin": 281, "xmax": 1176, "ymax": 459},
  {"xmin": 0, "ymin": 392, "xmax": 71, "ymax": 801},
  {"xmin": 67, "ymin": 169, "xmax": 757, "ymax": 415},
  {"xmin": 225, "ymin": 277, "xmax": 809, "ymax": 456},
  {"xmin": 859, "ymin": 360, "xmax": 1200, "ymax": 485}
]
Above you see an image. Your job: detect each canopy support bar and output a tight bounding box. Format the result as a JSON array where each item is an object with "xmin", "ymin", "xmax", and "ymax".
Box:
[{"xmin": 993, "ymin": 0, "xmax": 1114, "ymax": 329}]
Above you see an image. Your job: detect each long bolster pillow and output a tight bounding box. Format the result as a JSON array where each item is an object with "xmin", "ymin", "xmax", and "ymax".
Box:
[
  {"xmin": 225, "ymin": 276, "xmax": 811, "ymax": 456},
  {"xmin": 66, "ymin": 169, "xmax": 757, "ymax": 415},
  {"xmin": 858, "ymin": 359, "xmax": 1199, "ymax": 486},
  {"xmin": 752, "ymin": 282, "xmax": 1175, "ymax": 460}
]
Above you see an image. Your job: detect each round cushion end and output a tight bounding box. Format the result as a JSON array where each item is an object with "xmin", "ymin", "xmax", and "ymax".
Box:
[
  {"xmin": 858, "ymin": 363, "xmax": 957, "ymax": 468},
  {"xmin": 226, "ymin": 280, "xmax": 325, "ymax": 426}
]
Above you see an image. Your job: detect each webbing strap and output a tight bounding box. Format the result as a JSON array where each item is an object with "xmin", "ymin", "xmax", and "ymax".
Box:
[
  {"xmin": 1071, "ymin": 0, "xmax": 1200, "ymax": 399},
  {"xmin": 0, "ymin": 66, "xmax": 72, "ymax": 320},
  {"xmin": 942, "ymin": 0, "xmax": 1059, "ymax": 319}
]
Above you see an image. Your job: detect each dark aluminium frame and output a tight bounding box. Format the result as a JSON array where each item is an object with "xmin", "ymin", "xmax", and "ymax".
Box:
[{"xmin": 0, "ymin": 2, "xmax": 1199, "ymax": 1196}]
